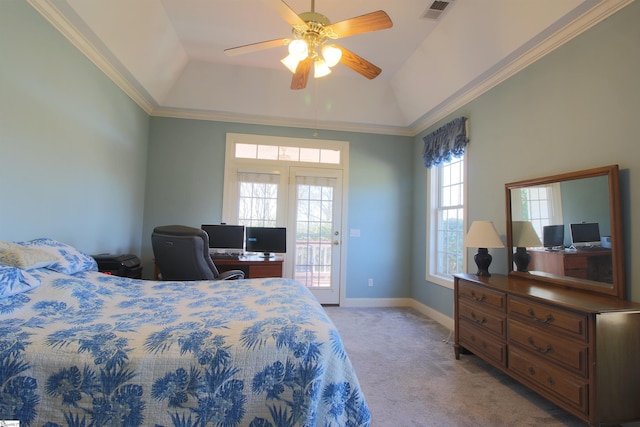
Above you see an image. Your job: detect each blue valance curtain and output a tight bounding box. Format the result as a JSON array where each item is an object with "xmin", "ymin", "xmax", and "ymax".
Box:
[{"xmin": 422, "ymin": 117, "xmax": 469, "ymax": 168}]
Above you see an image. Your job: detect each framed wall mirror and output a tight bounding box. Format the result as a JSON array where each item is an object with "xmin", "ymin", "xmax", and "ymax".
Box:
[{"xmin": 505, "ymin": 165, "xmax": 624, "ymax": 299}]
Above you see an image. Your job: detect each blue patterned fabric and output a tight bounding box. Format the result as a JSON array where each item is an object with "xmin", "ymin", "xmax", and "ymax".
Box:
[
  {"xmin": 20, "ymin": 238, "xmax": 98, "ymax": 275},
  {"xmin": 0, "ymin": 264, "xmax": 41, "ymax": 297},
  {"xmin": 422, "ymin": 116, "xmax": 469, "ymax": 168},
  {"xmin": 0, "ymin": 269, "xmax": 370, "ymax": 427}
]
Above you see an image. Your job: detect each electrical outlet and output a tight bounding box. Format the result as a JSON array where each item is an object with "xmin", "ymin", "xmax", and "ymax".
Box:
[{"xmin": 368, "ymin": 278, "xmax": 374, "ymax": 287}]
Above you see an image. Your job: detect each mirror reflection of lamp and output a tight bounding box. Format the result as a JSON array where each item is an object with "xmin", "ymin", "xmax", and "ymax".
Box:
[
  {"xmin": 512, "ymin": 221, "xmax": 542, "ymax": 272},
  {"xmin": 464, "ymin": 221, "xmax": 504, "ymax": 277}
]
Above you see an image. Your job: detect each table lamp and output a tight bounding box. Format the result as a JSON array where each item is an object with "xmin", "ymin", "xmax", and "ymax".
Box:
[
  {"xmin": 464, "ymin": 221, "xmax": 504, "ymax": 277},
  {"xmin": 512, "ymin": 221, "xmax": 542, "ymax": 272}
]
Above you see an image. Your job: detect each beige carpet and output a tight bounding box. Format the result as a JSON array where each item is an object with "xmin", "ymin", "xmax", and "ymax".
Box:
[{"xmin": 324, "ymin": 307, "xmax": 599, "ymax": 427}]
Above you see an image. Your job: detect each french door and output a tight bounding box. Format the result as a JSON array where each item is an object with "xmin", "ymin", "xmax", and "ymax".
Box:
[
  {"xmin": 288, "ymin": 168, "xmax": 342, "ymax": 304},
  {"xmin": 223, "ymin": 134, "xmax": 347, "ymax": 304}
]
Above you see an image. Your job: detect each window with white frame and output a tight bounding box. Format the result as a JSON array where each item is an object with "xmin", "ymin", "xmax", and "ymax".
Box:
[
  {"xmin": 510, "ymin": 183, "xmax": 563, "ymax": 238},
  {"xmin": 428, "ymin": 156, "xmax": 465, "ymax": 287},
  {"xmin": 237, "ymin": 172, "xmax": 280, "ymax": 227}
]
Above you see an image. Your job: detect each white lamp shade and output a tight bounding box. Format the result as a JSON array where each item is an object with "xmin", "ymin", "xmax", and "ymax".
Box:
[
  {"xmin": 464, "ymin": 221, "xmax": 504, "ymax": 248},
  {"xmin": 512, "ymin": 221, "xmax": 542, "ymax": 247},
  {"xmin": 322, "ymin": 45, "xmax": 342, "ymax": 67},
  {"xmin": 280, "ymin": 55, "xmax": 299, "ymax": 73},
  {"xmin": 314, "ymin": 58, "xmax": 331, "ymax": 78},
  {"xmin": 288, "ymin": 39, "xmax": 308, "ymax": 61}
]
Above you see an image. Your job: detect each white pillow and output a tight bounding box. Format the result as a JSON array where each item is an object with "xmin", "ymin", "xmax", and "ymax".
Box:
[
  {"xmin": 20, "ymin": 238, "xmax": 98, "ymax": 275},
  {"xmin": 0, "ymin": 264, "xmax": 41, "ymax": 297},
  {"xmin": 0, "ymin": 240, "xmax": 58, "ymax": 269}
]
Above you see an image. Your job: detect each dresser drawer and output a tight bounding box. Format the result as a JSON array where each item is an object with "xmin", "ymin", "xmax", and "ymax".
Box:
[
  {"xmin": 459, "ymin": 300, "xmax": 506, "ymax": 337},
  {"xmin": 508, "ymin": 319, "xmax": 588, "ymax": 378},
  {"xmin": 459, "ymin": 319, "xmax": 507, "ymax": 368},
  {"xmin": 508, "ymin": 297, "xmax": 588, "ymax": 341},
  {"xmin": 458, "ymin": 280, "xmax": 506, "ymax": 312},
  {"xmin": 509, "ymin": 347, "xmax": 588, "ymax": 415}
]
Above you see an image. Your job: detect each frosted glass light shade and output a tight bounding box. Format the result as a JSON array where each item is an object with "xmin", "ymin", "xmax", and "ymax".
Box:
[
  {"xmin": 322, "ymin": 45, "xmax": 342, "ymax": 67},
  {"xmin": 288, "ymin": 40, "xmax": 308, "ymax": 61},
  {"xmin": 314, "ymin": 59, "xmax": 331, "ymax": 78},
  {"xmin": 281, "ymin": 55, "xmax": 299, "ymax": 73}
]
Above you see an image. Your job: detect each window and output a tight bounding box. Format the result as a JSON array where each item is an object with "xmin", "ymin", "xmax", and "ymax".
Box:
[
  {"xmin": 428, "ymin": 156, "xmax": 465, "ymax": 287},
  {"xmin": 234, "ymin": 143, "xmax": 340, "ymax": 164},
  {"xmin": 237, "ymin": 172, "xmax": 279, "ymax": 227},
  {"xmin": 511, "ymin": 183, "xmax": 562, "ymax": 238}
]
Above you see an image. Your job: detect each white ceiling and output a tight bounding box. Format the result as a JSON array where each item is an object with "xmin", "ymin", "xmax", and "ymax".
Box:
[{"xmin": 29, "ymin": 0, "xmax": 631, "ymax": 136}]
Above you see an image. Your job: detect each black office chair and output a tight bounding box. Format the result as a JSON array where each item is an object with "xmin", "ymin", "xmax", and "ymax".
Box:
[{"xmin": 152, "ymin": 225, "xmax": 245, "ymax": 281}]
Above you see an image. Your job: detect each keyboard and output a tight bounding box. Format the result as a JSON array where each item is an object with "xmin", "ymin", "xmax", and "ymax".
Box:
[
  {"xmin": 210, "ymin": 252, "xmax": 240, "ymax": 259},
  {"xmin": 577, "ymin": 245, "xmax": 604, "ymax": 251}
]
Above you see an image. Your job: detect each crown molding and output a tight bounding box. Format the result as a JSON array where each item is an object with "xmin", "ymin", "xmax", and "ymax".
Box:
[
  {"xmin": 27, "ymin": 0, "xmax": 156, "ymax": 115},
  {"xmin": 407, "ymin": 0, "xmax": 633, "ymax": 135},
  {"xmin": 150, "ymin": 107, "xmax": 415, "ymax": 137}
]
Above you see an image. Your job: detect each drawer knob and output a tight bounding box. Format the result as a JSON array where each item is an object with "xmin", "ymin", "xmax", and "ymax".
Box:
[
  {"xmin": 470, "ymin": 312, "xmax": 488, "ymax": 324},
  {"xmin": 528, "ymin": 367, "xmax": 536, "ymax": 376},
  {"xmin": 527, "ymin": 308, "xmax": 555, "ymax": 324},
  {"xmin": 547, "ymin": 377, "xmax": 556, "ymax": 386},
  {"xmin": 527, "ymin": 337, "xmax": 555, "ymax": 354},
  {"xmin": 470, "ymin": 290, "xmax": 487, "ymax": 302}
]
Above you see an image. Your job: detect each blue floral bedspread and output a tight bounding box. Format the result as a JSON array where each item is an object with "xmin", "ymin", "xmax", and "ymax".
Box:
[{"xmin": 0, "ymin": 270, "xmax": 370, "ymax": 427}]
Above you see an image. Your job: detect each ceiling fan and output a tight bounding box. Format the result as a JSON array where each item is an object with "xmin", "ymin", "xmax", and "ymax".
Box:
[{"xmin": 224, "ymin": 0, "xmax": 393, "ymax": 90}]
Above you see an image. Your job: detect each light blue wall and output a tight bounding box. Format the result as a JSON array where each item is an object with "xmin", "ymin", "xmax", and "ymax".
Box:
[
  {"xmin": 142, "ymin": 118, "xmax": 413, "ymax": 299},
  {"xmin": 412, "ymin": 1, "xmax": 640, "ymax": 317},
  {"xmin": 0, "ymin": 1, "xmax": 149, "ymax": 255},
  {"xmin": 4, "ymin": 0, "xmax": 639, "ymax": 316}
]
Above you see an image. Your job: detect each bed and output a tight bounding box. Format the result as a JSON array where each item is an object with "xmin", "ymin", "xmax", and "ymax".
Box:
[{"xmin": 0, "ymin": 239, "xmax": 370, "ymax": 427}]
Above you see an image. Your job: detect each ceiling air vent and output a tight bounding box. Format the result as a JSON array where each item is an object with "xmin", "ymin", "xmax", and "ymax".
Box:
[{"xmin": 423, "ymin": 0, "xmax": 452, "ymax": 20}]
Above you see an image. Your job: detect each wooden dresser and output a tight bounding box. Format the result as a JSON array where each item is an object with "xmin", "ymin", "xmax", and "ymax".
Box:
[{"xmin": 454, "ymin": 273, "xmax": 640, "ymax": 426}]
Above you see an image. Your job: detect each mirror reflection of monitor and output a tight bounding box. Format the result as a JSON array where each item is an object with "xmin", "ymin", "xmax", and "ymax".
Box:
[
  {"xmin": 570, "ymin": 222, "xmax": 601, "ymax": 247},
  {"xmin": 245, "ymin": 227, "xmax": 286, "ymax": 258},
  {"xmin": 201, "ymin": 224, "xmax": 245, "ymax": 251},
  {"xmin": 543, "ymin": 224, "xmax": 565, "ymax": 250}
]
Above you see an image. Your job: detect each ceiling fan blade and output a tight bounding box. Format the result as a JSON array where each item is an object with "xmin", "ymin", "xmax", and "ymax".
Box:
[
  {"xmin": 291, "ymin": 57, "xmax": 312, "ymax": 90},
  {"xmin": 262, "ymin": 0, "xmax": 307, "ymax": 28},
  {"xmin": 224, "ymin": 38, "xmax": 290, "ymax": 56},
  {"xmin": 325, "ymin": 10, "xmax": 392, "ymax": 39},
  {"xmin": 339, "ymin": 47, "xmax": 382, "ymax": 80}
]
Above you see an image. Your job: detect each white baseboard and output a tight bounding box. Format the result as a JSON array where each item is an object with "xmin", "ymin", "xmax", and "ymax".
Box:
[
  {"xmin": 341, "ymin": 297, "xmax": 454, "ymax": 331},
  {"xmin": 410, "ymin": 299, "xmax": 454, "ymax": 331}
]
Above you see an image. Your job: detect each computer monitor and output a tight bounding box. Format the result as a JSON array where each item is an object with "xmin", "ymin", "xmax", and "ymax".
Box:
[
  {"xmin": 570, "ymin": 222, "xmax": 601, "ymax": 247},
  {"xmin": 543, "ymin": 224, "xmax": 564, "ymax": 250},
  {"xmin": 201, "ymin": 224, "xmax": 245, "ymax": 251},
  {"xmin": 245, "ymin": 227, "xmax": 287, "ymax": 258}
]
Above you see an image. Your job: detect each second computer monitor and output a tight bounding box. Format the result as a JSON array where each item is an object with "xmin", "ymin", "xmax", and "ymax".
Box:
[{"xmin": 245, "ymin": 227, "xmax": 286, "ymax": 258}]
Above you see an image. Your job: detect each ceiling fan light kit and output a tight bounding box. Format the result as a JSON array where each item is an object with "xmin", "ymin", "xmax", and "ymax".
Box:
[{"xmin": 224, "ymin": 0, "xmax": 393, "ymax": 90}]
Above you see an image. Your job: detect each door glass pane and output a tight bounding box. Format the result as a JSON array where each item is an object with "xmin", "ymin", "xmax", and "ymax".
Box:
[{"xmin": 295, "ymin": 179, "xmax": 335, "ymax": 288}]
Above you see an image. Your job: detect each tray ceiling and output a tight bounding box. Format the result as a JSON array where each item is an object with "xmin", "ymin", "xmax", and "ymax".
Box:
[{"xmin": 29, "ymin": 0, "xmax": 631, "ymax": 135}]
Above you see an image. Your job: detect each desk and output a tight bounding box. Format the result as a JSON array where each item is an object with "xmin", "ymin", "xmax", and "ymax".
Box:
[
  {"xmin": 214, "ymin": 255, "xmax": 284, "ymax": 279},
  {"xmin": 528, "ymin": 248, "xmax": 612, "ymax": 283}
]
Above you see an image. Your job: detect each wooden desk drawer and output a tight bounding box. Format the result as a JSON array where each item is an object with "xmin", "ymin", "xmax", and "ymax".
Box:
[
  {"xmin": 508, "ymin": 319, "xmax": 588, "ymax": 377},
  {"xmin": 458, "ymin": 280, "xmax": 506, "ymax": 312},
  {"xmin": 509, "ymin": 347, "xmax": 588, "ymax": 415},
  {"xmin": 564, "ymin": 255, "xmax": 588, "ymax": 269},
  {"xmin": 508, "ymin": 297, "xmax": 587, "ymax": 341},
  {"xmin": 459, "ymin": 300, "xmax": 506, "ymax": 338},
  {"xmin": 249, "ymin": 264, "xmax": 283, "ymax": 278},
  {"xmin": 459, "ymin": 319, "xmax": 507, "ymax": 368}
]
